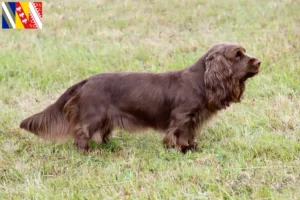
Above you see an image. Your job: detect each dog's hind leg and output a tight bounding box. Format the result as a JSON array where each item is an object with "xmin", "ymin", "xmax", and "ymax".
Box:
[
  {"xmin": 91, "ymin": 127, "xmax": 112, "ymax": 144},
  {"xmin": 73, "ymin": 115, "xmax": 104, "ymax": 151},
  {"xmin": 102, "ymin": 128, "xmax": 112, "ymax": 143},
  {"xmin": 73, "ymin": 125, "xmax": 91, "ymax": 152},
  {"xmin": 76, "ymin": 110, "xmax": 112, "ymax": 151}
]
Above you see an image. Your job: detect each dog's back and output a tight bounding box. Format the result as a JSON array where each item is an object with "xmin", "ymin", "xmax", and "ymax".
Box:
[{"xmin": 66, "ymin": 71, "xmax": 184, "ymax": 133}]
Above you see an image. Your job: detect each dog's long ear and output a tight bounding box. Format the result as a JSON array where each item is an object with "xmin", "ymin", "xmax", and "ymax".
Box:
[{"xmin": 204, "ymin": 52, "xmax": 236, "ymax": 110}]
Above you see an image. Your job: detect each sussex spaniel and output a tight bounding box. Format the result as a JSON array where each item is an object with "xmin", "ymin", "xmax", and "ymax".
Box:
[{"xmin": 20, "ymin": 42, "xmax": 261, "ymax": 153}]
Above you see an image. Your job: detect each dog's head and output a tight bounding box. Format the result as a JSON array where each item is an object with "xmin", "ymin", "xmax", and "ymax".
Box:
[{"xmin": 204, "ymin": 42, "xmax": 261, "ymax": 110}]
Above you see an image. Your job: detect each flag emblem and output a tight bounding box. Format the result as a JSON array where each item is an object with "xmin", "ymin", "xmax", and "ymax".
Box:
[{"xmin": 2, "ymin": 2, "xmax": 42, "ymax": 29}]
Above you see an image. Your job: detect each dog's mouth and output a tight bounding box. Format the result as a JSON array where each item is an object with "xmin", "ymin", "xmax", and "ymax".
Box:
[
  {"xmin": 247, "ymin": 69, "xmax": 260, "ymax": 77},
  {"xmin": 240, "ymin": 69, "xmax": 259, "ymax": 82}
]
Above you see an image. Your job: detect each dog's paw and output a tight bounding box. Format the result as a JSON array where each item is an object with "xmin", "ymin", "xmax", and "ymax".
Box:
[{"xmin": 181, "ymin": 142, "xmax": 198, "ymax": 154}]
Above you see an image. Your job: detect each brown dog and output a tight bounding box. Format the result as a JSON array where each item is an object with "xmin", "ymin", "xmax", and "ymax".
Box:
[{"xmin": 20, "ymin": 42, "xmax": 260, "ymax": 153}]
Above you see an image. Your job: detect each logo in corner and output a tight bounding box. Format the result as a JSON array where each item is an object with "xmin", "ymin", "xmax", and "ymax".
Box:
[{"xmin": 2, "ymin": 2, "xmax": 42, "ymax": 29}]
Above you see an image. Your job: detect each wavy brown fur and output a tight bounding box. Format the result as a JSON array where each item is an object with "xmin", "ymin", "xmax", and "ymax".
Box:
[
  {"xmin": 20, "ymin": 80, "xmax": 87, "ymax": 141},
  {"xmin": 20, "ymin": 42, "xmax": 260, "ymax": 153}
]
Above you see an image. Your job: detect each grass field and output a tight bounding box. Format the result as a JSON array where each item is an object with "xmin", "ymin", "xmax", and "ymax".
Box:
[{"xmin": 1, "ymin": 0, "xmax": 300, "ymax": 199}]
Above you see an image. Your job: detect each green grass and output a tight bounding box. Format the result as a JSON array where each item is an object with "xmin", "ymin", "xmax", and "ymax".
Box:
[{"xmin": 1, "ymin": 0, "xmax": 299, "ymax": 199}]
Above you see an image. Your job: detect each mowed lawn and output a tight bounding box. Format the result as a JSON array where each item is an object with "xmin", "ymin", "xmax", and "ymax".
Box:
[{"xmin": 1, "ymin": 0, "xmax": 299, "ymax": 199}]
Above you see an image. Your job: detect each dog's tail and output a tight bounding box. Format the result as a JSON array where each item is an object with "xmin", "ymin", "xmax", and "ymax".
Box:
[{"xmin": 20, "ymin": 80, "xmax": 87, "ymax": 141}]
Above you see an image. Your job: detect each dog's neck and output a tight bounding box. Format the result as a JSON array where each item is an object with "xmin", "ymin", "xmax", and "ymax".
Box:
[
  {"xmin": 181, "ymin": 56, "xmax": 207, "ymax": 102},
  {"xmin": 184, "ymin": 55, "xmax": 207, "ymax": 85},
  {"xmin": 186, "ymin": 54, "xmax": 208, "ymax": 77}
]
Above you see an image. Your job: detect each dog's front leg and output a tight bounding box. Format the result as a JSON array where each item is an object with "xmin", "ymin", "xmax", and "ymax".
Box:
[
  {"xmin": 163, "ymin": 109, "xmax": 197, "ymax": 153},
  {"xmin": 163, "ymin": 123, "xmax": 196, "ymax": 153},
  {"xmin": 176, "ymin": 125, "xmax": 198, "ymax": 153},
  {"xmin": 163, "ymin": 127, "xmax": 180, "ymax": 150}
]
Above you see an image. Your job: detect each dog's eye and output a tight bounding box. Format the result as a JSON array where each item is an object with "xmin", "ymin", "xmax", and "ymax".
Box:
[{"xmin": 236, "ymin": 51, "xmax": 243, "ymax": 60}]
